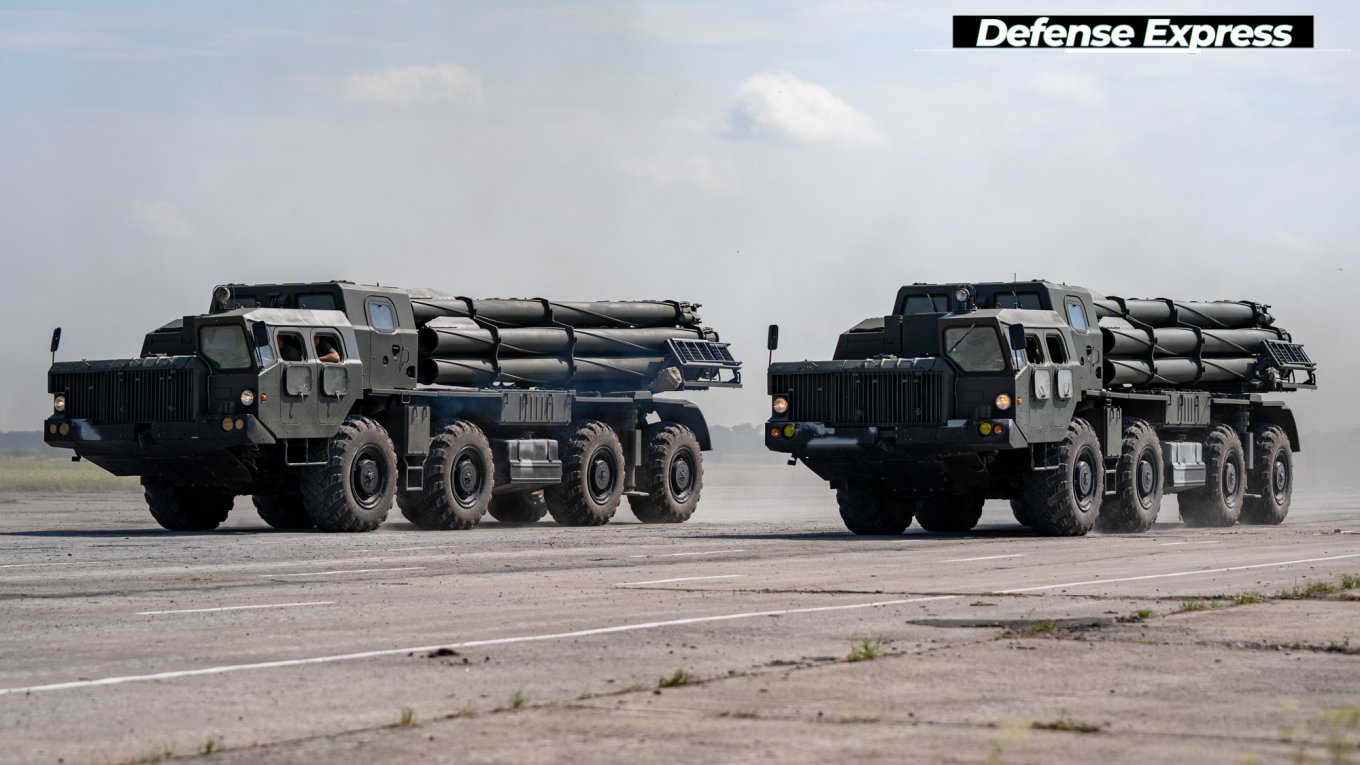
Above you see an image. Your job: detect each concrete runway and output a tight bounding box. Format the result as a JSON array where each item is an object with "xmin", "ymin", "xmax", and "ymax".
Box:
[{"xmin": 1, "ymin": 466, "xmax": 1358, "ymax": 765}]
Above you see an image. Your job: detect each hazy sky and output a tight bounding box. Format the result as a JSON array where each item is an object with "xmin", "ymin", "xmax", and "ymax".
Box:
[{"xmin": 1, "ymin": 1, "xmax": 1355, "ymax": 432}]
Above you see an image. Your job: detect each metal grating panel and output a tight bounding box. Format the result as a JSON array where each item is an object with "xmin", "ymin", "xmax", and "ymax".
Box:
[
  {"xmin": 1263, "ymin": 340, "xmax": 1314, "ymax": 369},
  {"xmin": 669, "ymin": 339, "xmax": 738, "ymax": 366},
  {"xmin": 771, "ymin": 370, "xmax": 944, "ymax": 426},
  {"xmin": 50, "ymin": 368, "xmax": 195, "ymax": 423}
]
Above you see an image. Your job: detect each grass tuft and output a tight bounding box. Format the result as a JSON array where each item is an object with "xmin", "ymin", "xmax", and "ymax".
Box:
[
  {"xmin": 199, "ymin": 738, "xmax": 219, "ymax": 755},
  {"xmin": 1233, "ymin": 592, "xmax": 1267, "ymax": 605},
  {"xmin": 1030, "ymin": 719, "xmax": 1103, "ymax": 733},
  {"xmin": 398, "ymin": 707, "xmax": 414, "ymax": 726},
  {"xmin": 848, "ymin": 638, "xmax": 885, "ymax": 661},
  {"xmin": 658, "ymin": 669, "xmax": 693, "ymax": 688},
  {"xmin": 509, "ymin": 691, "xmax": 526, "ymax": 710},
  {"xmin": 717, "ymin": 709, "xmax": 760, "ymax": 719}
]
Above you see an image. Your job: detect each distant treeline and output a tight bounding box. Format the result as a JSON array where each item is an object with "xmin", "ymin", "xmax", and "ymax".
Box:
[{"xmin": 0, "ymin": 431, "xmax": 45, "ymax": 450}]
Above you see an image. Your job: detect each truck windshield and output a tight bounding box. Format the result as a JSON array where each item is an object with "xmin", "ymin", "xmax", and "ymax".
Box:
[
  {"xmin": 943, "ymin": 325, "xmax": 1006, "ymax": 373},
  {"xmin": 199, "ymin": 325, "xmax": 253, "ymax": 371}
]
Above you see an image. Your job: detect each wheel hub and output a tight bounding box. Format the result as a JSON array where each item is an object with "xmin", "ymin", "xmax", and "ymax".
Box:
[
  {"xmin": 1225, "ymin": 461, "xmax": 1239, "ymax": 496},
  {"xmin": 1138, "ymin": 458, "xmax": 1154, "ymax": 496},
  {"xmin": 357, "ymin": 459, "xmax": 380, "ymax": 494},
  {"xmin": 1076, "ymin": 460, "xmax": 1093, "ymax": 498},
  {"xmin": 589, "ymin": 451, "xmax": 615, "ymax": 502},
  {"xmin": 1273, "ymin": 457, "xmax": 1288, "ymax": 498},
  {"xmin": 457, "ymin": 460, "xmax": 478, "ymax": 494}
]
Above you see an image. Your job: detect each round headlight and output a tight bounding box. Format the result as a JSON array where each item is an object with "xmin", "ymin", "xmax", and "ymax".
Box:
[
  {"xmin": 53, "ymin": 394, "xmax": 66, "ymax": 413},
  {"xmin": 995, "ymin": 393, "xmax": 1012, "ymax": 410},
  {"xmin": 954, "ymin": 286, "xmax": 971, "ymax": 303},
  {"xmin": 772, "ymin": 395, "xmax": 789, "ymax": 414},
  {"xmin": 240, "ymin": 389, "xmax": 256, "ymax": 407}
]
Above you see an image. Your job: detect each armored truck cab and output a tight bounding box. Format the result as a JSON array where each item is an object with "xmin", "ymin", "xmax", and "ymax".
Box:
[
  {"xmin": 766, "ymin": 281, "xmax": 1314, "ymax": 536},
  {"xmin": 46, "ymin": 281, "xmax": 740, "ymax": 533}
]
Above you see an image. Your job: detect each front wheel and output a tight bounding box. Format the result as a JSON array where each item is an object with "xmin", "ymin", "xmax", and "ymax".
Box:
[
  {"xmin": 837, "ymin": 482, "xmax": 911, "ymax": 535},
  {"xmin": 629, "ymin": 423, "xmax": 703, "ymax": 524},
  {"xmin": 913, "ymin": 494, "xmax": 984, "ymax": 533},
  {"xmin": 142, "ymin": 478, "xmax": 234, "ymax": 531},
  {"xmin": 301, "ymin": 416, "xmax": 398, "ymax": 532},
  {"xmin": 1018, "ymin": 418, "xmax": 1103, "ymax": 536},
  {"xmin": 253, "ymin": 492, "xmax": 313, "ymax": 530}
]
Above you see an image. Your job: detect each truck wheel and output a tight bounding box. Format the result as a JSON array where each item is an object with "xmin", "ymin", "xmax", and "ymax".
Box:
[
  {"xmin": 488, "ymin": 491, "xmax": 548, "ymax": 523},
  {"xmin": 142, "ymin": 478, "xmax": 233, "ymax": 531},
  {"xmin": 545, "ymin": 420, "xmax": 625, "ymax": 526},
  {"xmin": 1096, "ymin": 419, "xmax": 1163, "ymax": 533},
  {"xmin": 253, "ymin": 493, "xmax": 314, "ymax": 530},
  {"xmin": 629, "ymin": 423, "xmax": 703, "ymax": 524},
  {"xmin": 1241, "ymin": 425, "xmax": 1291, "ymax": 525},
  {"xmin": 301, "ymin": 416, "xmax": 398, "ymax": 532},
  {"xmin": 1010, "ymin": 499, "xmax": 1033, "ymax": 527},
  {"xmin": 836, "ymin": 482, "xmax": 911, "ymax": 535},
  {"xmin": 913, "ymin": 495, "xmax": 984, "ymax": 533},
  {"xmin": 1179, "ymin": 425, "xmax": 1245, "ymax": 528},
  {"xmin": 403, "ymin": 420, "xmax": 495, "ymax": 530},
  {"xmin": 1019, "ymin": 418, "xmax": 1103, "ymax": 536}
]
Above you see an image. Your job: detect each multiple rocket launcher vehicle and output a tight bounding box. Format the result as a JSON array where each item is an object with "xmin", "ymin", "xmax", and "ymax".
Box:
[{"xmin": 43, "ymin": 279, "xmax": 1315, "ymax": 536}]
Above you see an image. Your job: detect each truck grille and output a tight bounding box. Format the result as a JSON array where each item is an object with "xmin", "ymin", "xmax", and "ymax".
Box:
[
  {"xmin": 51, "ymin": 368, "xmax": 196, "ymax": 423},
  {"xmin": 771, "ymin": 370, "xmax": 945, "ymax": 426}
]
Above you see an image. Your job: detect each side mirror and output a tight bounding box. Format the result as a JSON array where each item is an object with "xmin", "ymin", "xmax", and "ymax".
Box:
[
  {"xmin": 251, "ymin": 322, "xmax": 272, "ymax": 348},
  {"xmin": 49, "ymin": 327, "xmax": 62, "ymax": 354},
  {"xmin": 766, "ymin": 324, "xmax": 780, "ymax": 352},
  {"xmin": 1007, "ymin": 324, "xmax": 1026, "ymax": 350}
]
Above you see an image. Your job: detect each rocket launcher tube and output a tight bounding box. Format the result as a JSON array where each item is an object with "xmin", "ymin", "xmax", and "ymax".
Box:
[
  {"xmin": 411, "ymin": 297, "xmax": 701, "ymax": 328},
  {"xmin": 1102, "ymin": 327, "xmax": 1288, "ymax": 357},
  {"xmin": 1093, "ymin": 297, "xmax": 1274, "ymax": 329}
]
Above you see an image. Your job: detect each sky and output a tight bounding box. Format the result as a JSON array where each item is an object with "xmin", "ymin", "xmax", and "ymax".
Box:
[{"xmin": 0, "ymin": 0, "xmax": 1356, "ymax": 432}]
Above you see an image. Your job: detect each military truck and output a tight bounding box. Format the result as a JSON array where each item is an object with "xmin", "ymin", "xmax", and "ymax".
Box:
[
  {"xmin": 765, "ymin": 281, "xmax": 1315, "ymax": 536},
  {"xmin": 44, "ymin": 282, "xmax": 740, "ymax": 532}
]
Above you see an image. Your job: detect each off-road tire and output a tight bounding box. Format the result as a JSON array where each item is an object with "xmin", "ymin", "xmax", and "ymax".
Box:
[
  {"xmin": 1019, "ymin": 418, "xmax": 1103, "ymax": 536},
  {"xmin": 301, "ymin": 416, "xmax": 398, "ymax": 532},
  {"xmin": 545, "ymin": 420, "xmax": 625, "ymax": 526},
  {"xmin": 402, "ymin": 420, "xmax": 495, "ymax": 530},
  {"xmin": 836, "ymin": 481, "xmax": 912, "ymax": 535},
  {"xmin": 629, "ymin": 423, "xmax": 703, "ymax": 524},
  {"xmin": 253, "ymin": 492, "xmax": 313, "ymax": 530},
  {"xmin": 1241, "ymin": 425, "xmax": 1291, "ymax": 525},
  {"xmin": 1097, "ymin": 419, "xmax": 1163, "ymax": 533},
  {"xmin": 1179, "ymin": 425, "xmax": 1244, "ymax": 528},
  {"xmin": 142, "ymin": 478, "xmax": 234, "ymax": 531},
  {"xmin": 1010, "ymin": 498, "xmax": 1033, "ymax": 527},
  {"xmin": 488, "ymin": 491, "xmax": 548, "ymax": 523},
  {"xmin": 913, "ymin": 494, "xmax": 985, "ymax": 533}
]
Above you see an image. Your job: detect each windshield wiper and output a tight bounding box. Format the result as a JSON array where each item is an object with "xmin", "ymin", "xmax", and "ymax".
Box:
[{"xmin": 945, "ymin": 325, "xmax": 979, "ymax": 359}]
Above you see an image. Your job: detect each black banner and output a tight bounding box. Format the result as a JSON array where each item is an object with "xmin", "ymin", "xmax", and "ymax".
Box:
[{"xmin": 952, "ymin": 16, "xmax": 1314, "ymax": 49}]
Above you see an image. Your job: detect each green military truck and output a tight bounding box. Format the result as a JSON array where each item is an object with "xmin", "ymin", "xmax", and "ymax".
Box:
[
  {"xmin": 765, "ymin": 281, "xmax": 1315, "ymax": 536},
  {"xmin": 45, "ymin": 282, "xmax": 740, "ymax": 532}
]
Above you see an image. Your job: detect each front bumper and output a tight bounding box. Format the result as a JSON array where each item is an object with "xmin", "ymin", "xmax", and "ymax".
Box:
[
  {"xmin": 765, "ymin": 420, "xmax": 1027, "ymax": 455},
  {"xmin": 44, "ymin": 416, "xmax": 276, "ymax": 455}
]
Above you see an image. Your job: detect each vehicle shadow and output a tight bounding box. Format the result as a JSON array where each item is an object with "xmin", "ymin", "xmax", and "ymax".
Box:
[{"xmin": 683, "ymin": 524, "xmax": 1042, "ymax": 542}]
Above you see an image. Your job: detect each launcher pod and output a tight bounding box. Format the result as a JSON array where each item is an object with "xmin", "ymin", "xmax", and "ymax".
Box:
[
  {"xmin": 766, "ymin": 281, "xmax": 1314, "ymax": 536},
  {"xmin": 44, "ymin": 282, "xmax": 740, "ymax": 532}
]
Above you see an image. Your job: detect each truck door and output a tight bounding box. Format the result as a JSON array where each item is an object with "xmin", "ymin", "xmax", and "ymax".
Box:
[
  {"xmin": 1022, "ymin": 333, "xmax": 1061, "ymax": 442},
  {"xmin": 1044, "ymin": 331, "xmax": 1079, "ymax": 421},
  {"xmin": 310, "ymin": 328, "xmax": 357, "ymax": 427},
  {"xmin": 276, "ymin": 329, "xmax": 318, "ymax": 427}
]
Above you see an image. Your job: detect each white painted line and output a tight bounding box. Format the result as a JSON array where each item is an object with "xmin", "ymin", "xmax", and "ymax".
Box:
[
  {"xmin": 260, "ymin": 567, "xmax": 426, "ymax": 578},
  {"xmin": 384, "ymin": 546, "xmax": 457, "ymax": 553},
  {"xmin": 0, "ymin": 562, "xmax": 83, "ymax": 569},
  {"xmin": 616, "ymin": 574, "xmax": 743, "ymax": 587},
  {"xmin": 1159, "ymin": 541, "xmax": 1221, "ymax": 547},
  {"xmin": 944, "ymin": 554, "xmax": 1024, "ymax": 563},
  {"xmin": 628, "ymin": 549, "xmax": 748, "ymax": 559},
  {"xmin": 999, "ymin": 553, "xmax": 1360, "ymax": 594},
  {"xmin": 137, "ymin": 601, "xmax": 335, "ymax": 616},
  {"xmin": 0, "ymin": 595, "xmax": 957, "ymax": 696}
]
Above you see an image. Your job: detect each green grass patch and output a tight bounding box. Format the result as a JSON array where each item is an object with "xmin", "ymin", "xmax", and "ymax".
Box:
[
  {"xmin": 509, "ymin": 691, "xmax": 526, "ymax": 709},
  {"xmin": 1233, "ymin": 592, "xmax": 1267, "ymax": 605},
  {"xmin": 717, "ymin": 709, "xmax": 759, "ymax": 719},
  {"xmin": 398, "ymin": 707, "xmax": 414, "ymax": 726},
  {"xmin": 658, "ymin": 669, "xmax": 694, "ymax": 688},
  {"xmin": 848, "ymin": 638, "xmax": 885, "ymax": 661},
  {"xmin": 0, "ymin": 454, "xmax": 139, "ymax": 493},
  {"xmin": 1030, "ymin": 719, "xmax": 1103, "ymax": 733}
]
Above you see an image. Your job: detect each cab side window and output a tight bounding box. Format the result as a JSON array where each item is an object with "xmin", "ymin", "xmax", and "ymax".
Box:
[
  {"xmin": 367, "ymin": 299, "xmax": 397, "ymax": 333},
  {"xmin": 314, "ymin": 332, "xmax": 344, "ymax": 363},
  {"xmin": 278, "ymin": 332, "xmax": 306, "ymax": 362},
  {"xmin": 1045, "ymin": 335, "xmax": 1069, "ymax": 364},
  {"xmin": 1024, "ymin": 335, "xmax": 1044, "ymax": 365},
  {"xmin": 1064, "ymin": 299, "xmax": 1090, "ymax": 332}
]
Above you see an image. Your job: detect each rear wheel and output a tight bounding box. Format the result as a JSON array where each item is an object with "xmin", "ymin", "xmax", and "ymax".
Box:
[
  {"xmin": 301, "ymin": 416, "xmax": 398, "ymax": 532},
  {"xmin": 402, "ymin": 420, "xmax": 494, "ymax": 530},
  {"xmin": 1097, "ymin": 419, "xmax": 1163, "ymax": 533},
  {"xmin": 1018, "ymin": 418, "xmax": 1103, "ymax": 536},
  {"xmin": 142, "ymin": 478, "xmax": 233, "ymax": 531},
  {"xmin": 913, "ymin": 494, "xmax": 984, "ymax": 533},
  {"xmin": 1179, "ymin": 425, "xmax": 1244, "ymax": 528},
  {"xmin": 545, "ymin": 421, "xmax": 625, "ymax": 526},
  {"xmin": 629, "ymin": 423, "xmax": 703, "ymax": 524},
  {"xmin": 253, "ymin": 492, "xmax": 313, "ymax": 530},
  {"xmin": 836, "ymin": 482, "xmax": 911, "ymax": 535},
  {"xmin": 488, "ymin": 491, "xmax": 548, "ymax": 523},
  {"xmin": 1241, "ymin": 425, "xmax": 1291, "ymax": 525}
]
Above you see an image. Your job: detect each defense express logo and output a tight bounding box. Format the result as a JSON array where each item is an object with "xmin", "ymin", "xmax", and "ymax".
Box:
[{"xmin": 953, "ymin": 16, "xmax": 1314, "ymax": 49}]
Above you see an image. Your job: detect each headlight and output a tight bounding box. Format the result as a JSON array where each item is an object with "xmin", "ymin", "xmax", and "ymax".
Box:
[
  {"xmin": 994, "ymin": 393, "xmax": 1012, "ymax": 410},
  {"xmin": 240, "ymin": 389, "xmax": 256, "ymax": 407},
  {"xmin": 954, "ymin": 286, "xmax": 971, "ymax": 303},
  {"xmin": 772, "ymin": 395, "xmax": 789, "ymax": 414},
  {"xmin": 53, "ymin": 394, "xmax": 66, "ymax": 413}
]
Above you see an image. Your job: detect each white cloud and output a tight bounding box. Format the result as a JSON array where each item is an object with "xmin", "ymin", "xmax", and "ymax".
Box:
[
  {"xmin": 721, "ymin": 71, "xmax": 887, "ymax": 150},
  {"xmin": 1271, "ymin": 230, "xmax": 1320, "ymax": 254},
  {"xmin": 129, "ymin": 200, "xmax": 194, "ymax": 239},
  {"xmin": 628, "ymin": 156, "xmax": 738, "ymax": 194},
  {"xmin": 344, "ymin": 63, "xmax": 483, "ymax": 106},
  {"xmin": 1028, "ymin": 71, "xmax": 1108, "ymax": 107}
]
